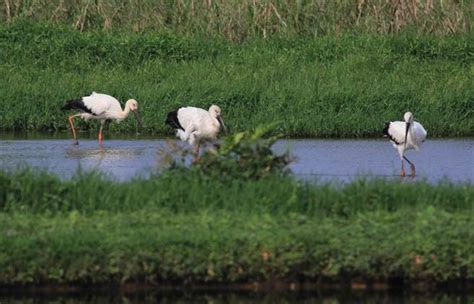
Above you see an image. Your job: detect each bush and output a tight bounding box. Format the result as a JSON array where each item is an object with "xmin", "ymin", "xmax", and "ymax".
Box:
[{"xmin": 161, "ymin": 125, "xmax": 292, "ymax": 180}]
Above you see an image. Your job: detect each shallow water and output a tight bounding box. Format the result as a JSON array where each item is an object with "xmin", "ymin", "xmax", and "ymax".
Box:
[
  {"xmin": 274, "ymin": 138, "xmax": 473, "ymax": 183},
  {"xmin": 0, "ymin": 135, "xmax": 472, "ymax": 183}
]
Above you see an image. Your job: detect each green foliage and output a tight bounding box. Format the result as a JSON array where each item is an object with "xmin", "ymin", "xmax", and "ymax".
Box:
[
  {"xmin": 0, "ymin": 20, "xmax": 216, "ymax": 68},
  {"xmin": 1, "ymin": 168, "xmax": 473, "ymax": 216},
  {"xmin": 1, "ymin": 22, "xmax": 472, "ymax": 137},
  {"xmin": 0, "ymin": 8, "xmax": 473, "ymax": 290},
  {"xmin": 191, "ymin": 125, "xmax": 292, "ymax": 180},
  {"xmin": 0, "ymin": 165, "xmax": 473, "ymax": 286},
  {"xmin": 0, "ymin": 197, "xmax": 473, "ymax": 286}
]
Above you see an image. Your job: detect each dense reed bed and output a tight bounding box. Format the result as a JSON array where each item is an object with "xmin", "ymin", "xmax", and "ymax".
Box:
[
  {"xmin": 0, "ymin": 168, "xmax": 473, "ymax": 286},
  {"xmin": 2, "ymin": 0, "xmax": 472, "ymax": 39},
  {"xmin": 1, "ymin": 21, "xmax": 472, "ymax": 137}
]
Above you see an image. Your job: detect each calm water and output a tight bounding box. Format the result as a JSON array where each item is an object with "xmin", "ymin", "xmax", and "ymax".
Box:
[
  {"xmin": 1, "ymin": 291, "xmax": 473, "ymax": 304},
  {"xmin": 0, "ymin": 135, "xmax": 472, "ymax": 183}
]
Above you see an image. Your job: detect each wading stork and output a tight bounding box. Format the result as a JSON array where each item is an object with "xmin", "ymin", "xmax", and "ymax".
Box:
[
  {"xmin": 62, "ymin": 92, "xmax": 142, "ymax": 146},
  {"xmin": 383, "ymin": 111, "xmax": 427, "ymax": 177},
  {"xmin": 165, "ymin": 105, "xmax": 226, "ymax": 161}
]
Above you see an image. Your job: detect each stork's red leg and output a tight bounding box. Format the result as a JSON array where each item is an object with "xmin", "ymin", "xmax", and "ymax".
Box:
[
  {"xmin": 68, "ymin": 115, "xmax": 79, "ymax": 145},
  {"xmin": 403, "ymin": 156, "xmax": 416, "ymax": 177},
  {"xmin": 400, "ymin": 159, "xmax": 406, "ymax": 177},
  {"xmin": 410, "ymin": 163, "xmax": 416, "ymax": 177},
  {"xmin": 98, "ymin": 124, "xmax": 104, "ymax": 146},
  {"xmin": 192, "ymin": 144, "xmax": 200, "ymax": 163}
]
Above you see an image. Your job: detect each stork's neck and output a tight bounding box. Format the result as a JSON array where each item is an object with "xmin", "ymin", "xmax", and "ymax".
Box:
[
  {"xmin": 210, "ymin": 116, "xmax": 222, "ymax": 132},
  {"xmin": 212, "ymin": 116, "xmax": 220, "ymax": 128},
  {"xmin": 407, "ymin": 122, "xmax": 417, "ymax": 142},
  {"xmin": 118, "ymin": 103, "xmax": 132, "ymax": 120}
]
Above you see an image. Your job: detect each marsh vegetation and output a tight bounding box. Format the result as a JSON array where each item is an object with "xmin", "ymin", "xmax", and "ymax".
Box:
[
  {"xmin": 0, "ymin": 131, "xmax": 472, "ymax": 287},
  {"xmin": 1, "ymin": 21, "xmax": 472, "ymax": 136}
]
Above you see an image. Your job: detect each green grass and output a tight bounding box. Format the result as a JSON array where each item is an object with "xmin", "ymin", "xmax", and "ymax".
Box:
[
  {"xmin": 1, "ymin": 21, "xmax": 472, "ymax": 137},
  {"xmin": 0, "ymin": 169, "xmax": 473, "ymax": 286},
  {"xmin": 1, "ymin": 209, "xmax": 472, "ymax": 285},
  {"xmin": 1, "ymin": 169, "xmax": 473, "ymax": 215}
]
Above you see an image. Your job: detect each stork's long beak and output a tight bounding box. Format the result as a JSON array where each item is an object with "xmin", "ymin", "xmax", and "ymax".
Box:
[
  {"xmin": 217, "ymin": 115, "xmax": 228, "ymax": 134},
  {"xmin": 404, "ymin": 122, "xmax": 410, "ymax": 149},
  {"xmin": 133, "ymin": 110, "xmax": 143, "ymax": 130}
]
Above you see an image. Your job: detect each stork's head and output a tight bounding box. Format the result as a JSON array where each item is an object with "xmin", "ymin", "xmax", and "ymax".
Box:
[
  {"xmin": 126, "ymin": 99, "xmax": 142, "ymax": 130},
  {"xmin": 126, "ymin": 99, "xmax": 139, "ymax": 112},
  {"xmin": 209, "ymin": 105, "xmax": 221, "ymax": 117},
  {"xmin": 209, "ymin": 104, "xmax": 227, "ymax": 134}
]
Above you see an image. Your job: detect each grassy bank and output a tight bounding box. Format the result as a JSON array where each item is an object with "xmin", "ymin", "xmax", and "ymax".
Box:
[
  {"xmin": 0, "ymin": 168, "xmax": 473, "ymax": 287},
  {"xmin": 1, "ymin": 21, "xmax": 472, "ymax": 137}
]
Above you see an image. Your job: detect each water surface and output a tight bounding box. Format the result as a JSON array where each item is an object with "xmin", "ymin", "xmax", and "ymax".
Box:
[
  {"xmin": 274, "ymin": 138, "xmax": 473, "ymax": 183},
  {"xmin": 0, "ymin": 136, "xmax": 472, "ymax": 183},
  {"xmin": 1, "ymin": 290, "xmax": 473, "ymax": 304}
]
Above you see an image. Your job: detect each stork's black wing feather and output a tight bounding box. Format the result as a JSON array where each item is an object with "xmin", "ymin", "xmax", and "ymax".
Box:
[
  {"xmin": 61, "ymin": 98, "xmax": 93, "ymax": 114},
  {"xmin": 165, "ymin": 109, "xmax": 185, "ymax": 131},
  {"xmin": 383, "ymin": 121, "xmax": 402, "ymax": 145}
]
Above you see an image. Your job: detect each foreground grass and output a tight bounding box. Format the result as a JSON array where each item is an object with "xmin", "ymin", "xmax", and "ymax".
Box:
[
  {"xmin": 1, "ymin": 210, "xmax": 472, "ymax": 286},
  {"xmin": 1, "ymin": 21, "xmax": 473, "ymax": 137},
  {"xmin": 0, "ymin": 169, "xmax": 473, "ymax": 287}
]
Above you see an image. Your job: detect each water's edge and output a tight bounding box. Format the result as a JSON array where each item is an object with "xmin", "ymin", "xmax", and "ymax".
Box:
[{"xmin": 1, "ymin": 138, "xmax": 472, "ymax": 183}]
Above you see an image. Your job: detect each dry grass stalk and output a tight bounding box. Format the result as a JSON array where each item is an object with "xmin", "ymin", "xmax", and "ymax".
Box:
[
  {"xmin": 1, "ymin": 0, "xmax": 470, "ymax": 37},
  {"xmin": 4, "ymin": 0, "xmax": 11, "ymax": 21}
]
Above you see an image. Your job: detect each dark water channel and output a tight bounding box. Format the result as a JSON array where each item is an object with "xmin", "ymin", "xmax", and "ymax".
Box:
[
  {"xmin": 0, "ymin": 135, "xmax": 472, "ymax": 183},
  {"xmin": 1, "ymin": 290, "xmax": 473, "ymax": 304}
]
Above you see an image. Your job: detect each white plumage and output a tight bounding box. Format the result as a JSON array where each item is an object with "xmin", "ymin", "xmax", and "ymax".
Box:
[
  {"xmin": 82, "ymin": 93, "xmax": 124, "ymax": 120},
  {"xmin": 166, "ymin": 105, "xmax": 226, "ymax": 161},
  {"xmin": 62, "ymin": 92, "xmax": 142, "ymax": 146},
  {"xmin": 383, "ymin": 111, "xmax": 427, "ymax": 177}
]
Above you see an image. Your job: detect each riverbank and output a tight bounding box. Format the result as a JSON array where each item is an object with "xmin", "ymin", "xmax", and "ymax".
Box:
[
  {"xmin": 1, "ymin": 168, "xmax": 473, "ymax": 289},
  {"xmin": 1, "ymin": 21, "xmax": 472, "ymax": 137}
]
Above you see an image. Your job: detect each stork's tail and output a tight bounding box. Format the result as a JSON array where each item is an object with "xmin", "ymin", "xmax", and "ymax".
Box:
[
  {"xmin": 382, "ymin": 121, "xmax": 390, "ymax": 137},
  {"xmin": 176, "ymin": 129, "xmax": 188, "ymax": 142},
  {"xmin": 165, "ymin": 110, "xmax": 184, "ymax": 131},
  {"xmin": 61, "ymin": 98, "xmax": 91, "ymax": 113}
]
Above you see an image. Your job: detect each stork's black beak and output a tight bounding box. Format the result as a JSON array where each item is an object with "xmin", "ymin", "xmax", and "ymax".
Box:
[
  {"xmin": 217, "ymin": 115, "xmax": 228, "ymax": 134},
  {"xmin": 404, "ymin": 122, "xmax": 410, "ymax": 148},
  {"xmin": 133, "ymin": 110, "xmax": 143, "ymax": 130}
]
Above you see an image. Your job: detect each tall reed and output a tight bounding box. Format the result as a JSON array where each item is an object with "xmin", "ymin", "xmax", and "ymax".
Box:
[{"xmin": 2, "ymin": 0, "xmax": 471, "ymax": 40}]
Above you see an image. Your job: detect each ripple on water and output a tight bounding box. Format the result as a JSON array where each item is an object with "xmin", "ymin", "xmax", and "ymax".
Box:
[{"xmin": 0, "ymin": 138, "xmax": 472, "ymax": 183}]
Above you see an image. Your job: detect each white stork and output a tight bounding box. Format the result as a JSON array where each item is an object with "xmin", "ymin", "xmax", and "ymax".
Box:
[
  {"xmin": 62, "ymin": 92, "xmax": 142, "ymax": 146},
  {"xmin": 165, "ymin": 105, "xmax": 226, "ymax": 161},
  {"xmin": 383, "ymin": 111, "xmax": 427, "ymax": 177}
]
